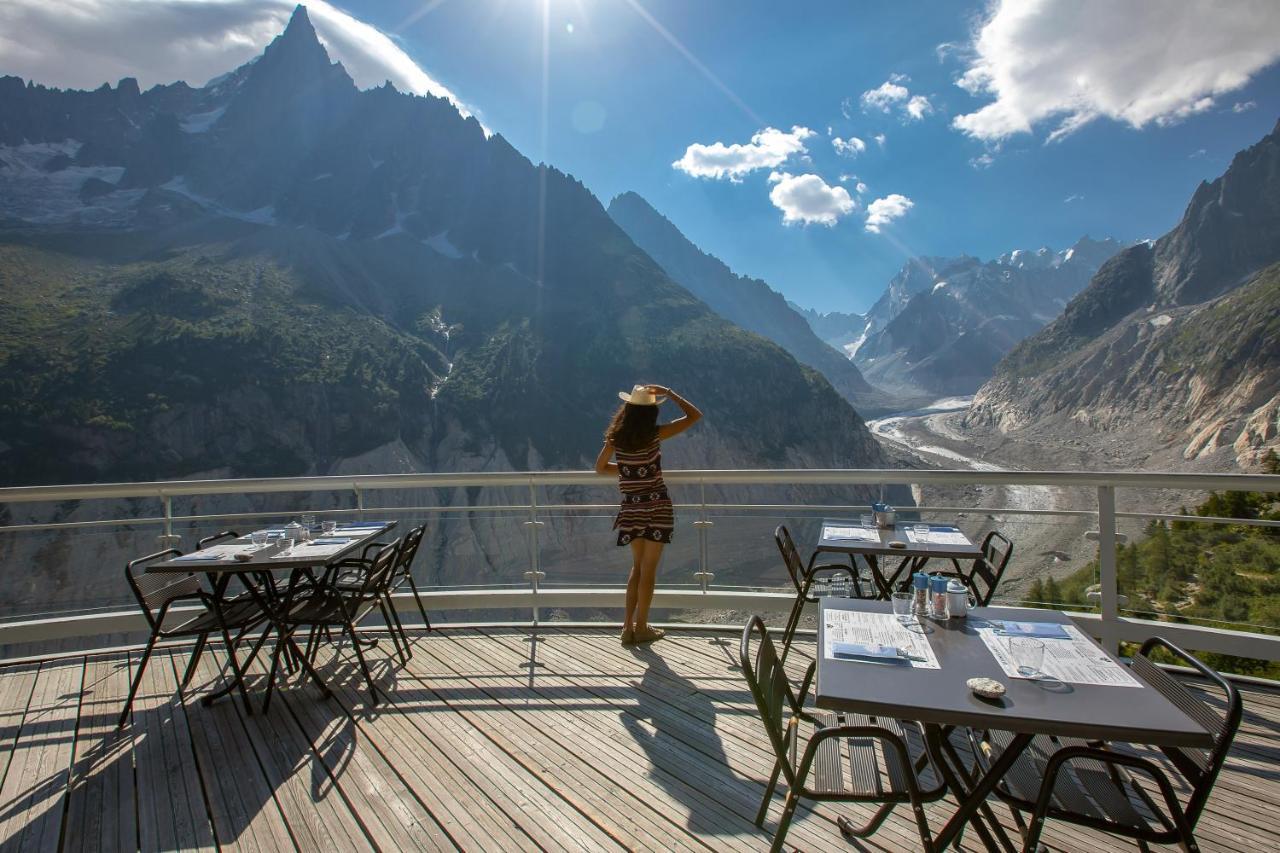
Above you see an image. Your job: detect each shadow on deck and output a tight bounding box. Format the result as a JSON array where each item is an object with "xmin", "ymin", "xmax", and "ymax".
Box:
[{"xmin": 0, "ymin": 627, "xmax": 1276, "ymax": 851}]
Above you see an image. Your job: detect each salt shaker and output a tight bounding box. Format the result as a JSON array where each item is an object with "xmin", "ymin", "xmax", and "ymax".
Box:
[
  {"xmin": 930, "ymin": 575, "xmax": 950, "ymax": 619},
  {"xmin": 946, "ymin": 579, "xmax": 969, "ymax": 618}
]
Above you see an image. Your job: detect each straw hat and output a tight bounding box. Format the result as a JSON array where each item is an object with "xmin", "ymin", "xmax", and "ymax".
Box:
[{"xmin": 617, "ymin": 384, "xmax": 666, "ymax": 405}]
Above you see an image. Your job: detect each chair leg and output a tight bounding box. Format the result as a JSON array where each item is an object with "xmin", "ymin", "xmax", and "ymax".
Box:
[
  {"xmin": 217, "ymin": 624, "xmax": 255, "ymax": 716},
  {"xmin": 344, "ymin": 619, "xmax": 379, "ymax": 705},
  {"xmin": 384, "ymin": 594, "xmax": 413, "ymax": 660},
  {"xmin": 179, "ymin": 633, "xmax": 209, "ymax": 692},
  {"xmin": 379, "ymin": 600, "xmax": 409, "ymax": 665},
  {"xmin": 770, "ymin": 790, "xmax": 801, "ymax": 853},
  {"xmin": 755, "ymin": 758, "xmax": 783, "ymax": 826},
  {"xmin": 262, "ymin": 629, "xmax": 288, "ymax": 715},
  {"xmin": 838, "ymin": 803, "xmax": 895, "ymax": 838},
  {"xmin": 118, "ymin": 634, "xmax": 158, "ymax": 728},
  {"xmin": 403, "ymin": 573, "xmax": 432, "ymax": 630},
  {"xmin": 779, "ymin": 593, "xmax": 806, "ymax": 664}
]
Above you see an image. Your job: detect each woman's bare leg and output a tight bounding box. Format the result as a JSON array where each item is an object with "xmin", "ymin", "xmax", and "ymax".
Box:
[
  {"xmin": 624, "ymin": 539, "xmax": 645, "ymax": 631},
  {"xmin": 633, "ymin": 539, "xmax": 665, "ymax": 631}
]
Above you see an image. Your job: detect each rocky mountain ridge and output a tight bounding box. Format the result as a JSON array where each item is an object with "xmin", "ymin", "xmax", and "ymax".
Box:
[
  {"xmin": 606, "ymin": 191, "xmax": 875, "ymax": 405},
  {"xmin": 968, "ymin": 120, "xmax": 1280, "ymax": 469},
  {"xmin": 0, "ymin": 5, "xmax": 890, "ymax": 487}
]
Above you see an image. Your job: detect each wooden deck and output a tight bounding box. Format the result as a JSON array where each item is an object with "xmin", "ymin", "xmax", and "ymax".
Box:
[{"xmin": 0, "ymin": 626, "xmax": 1276, "ymax": 851}]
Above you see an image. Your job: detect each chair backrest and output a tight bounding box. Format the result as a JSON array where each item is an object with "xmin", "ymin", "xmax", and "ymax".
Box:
[
  {"xmin": 197, "ymin": 530, "xmax": 240, "ymax": 549},
  {"xmin": 969, "ymin": 530, "xmax": 1013, "ymax": 605},
  {"xmin": 395, "ymin": 524, "xmax": 426, "ymax": 578},
  {"xmin": 774, "ymin": 525, "xmax": 806, "ymax": 594},
  {"xmin": 1131, "ymin": 637, "xmax": 1242, "ymax": 828},
  {"xmin": 124, "ymin": 550, "xmax": 201, "ymax": 630},
  {"xmin": 354, "ymin": 539, "xmax": 402, "ymax": 597},
  {"xmin": 739, "ymin": 615, "xmax": 800, "ymax": 785}
]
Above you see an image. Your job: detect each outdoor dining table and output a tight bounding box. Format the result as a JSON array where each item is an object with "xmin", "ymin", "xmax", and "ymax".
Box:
[
  {"xmin": 147, "ymin": 520, "xmax": 397, "ymax": 712},
  {"xmin": 816, "ymin": 598, "xmax": 1214, "ymax": 852},
  {"xmin": 814, "ymin": 517, "xmax": 983, "ymax": 599}
]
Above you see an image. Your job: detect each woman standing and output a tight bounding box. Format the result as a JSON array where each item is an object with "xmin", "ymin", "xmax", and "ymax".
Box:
[{"xmin": 596, "ymin": 384, "xmax": 702, "ymax": 645}]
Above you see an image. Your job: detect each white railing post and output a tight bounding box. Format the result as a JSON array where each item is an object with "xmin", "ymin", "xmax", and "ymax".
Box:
[
  {"xmin": 157, "ymin": 493, "xmax": 180, "ymax": 548},
  {"xmin": 693, "ymin": 478, "xmax": 714, "ymax": 592},
  {"xmin": 353, "ymin": 484, "xmax": 364, "ymax": 520},
  {"xmin": 1097, "ymin": 485, "xmax": 1120, "ymax": 654},
  {"xmin": 524, "ymin": 480, "xmax": 545, "ymax": 625}
]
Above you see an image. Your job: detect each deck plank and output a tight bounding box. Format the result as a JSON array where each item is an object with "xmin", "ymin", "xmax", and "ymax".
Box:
[
  {"xmin": 175, "ymin": 644, "xmax": 372, "ymax": 852},
  {"xmin": 0, "ymin": 628, "xmax": 1277, "ymax": 852},
  {"xmin": 424, "ymin": 630, "xmax": 778, "ymax": 852},
  {"xmin": 518, "ymin": 628, "xmax": 939, "ymax": 853},
  {"xmin": 62, "ymin": 654, "xmax": 136, "ymax": 853},
  {"xmin": 307, "ymin": 640, "xmax": 623, "ymax": 852},
  {"xmin": 129, "ymin": 649, "xmax": 216, "ymax": 852},
  {"xmin": 0, "ymin": 659, "xmax": 82, "ymax": 851},
  {"xmin": 0, "ymin": 664, "xmax": 40, "ymax": 796},
  {"xmin": 170, "ymin": 649, "xmax": 298, "ymax": 852},
  {"xmin": 403, "ymin": 632, "xmax": 714, "ymax": 852},
  {"xmin": 281, "ymin": 645, "xmax": 539, "ymax": 852}
]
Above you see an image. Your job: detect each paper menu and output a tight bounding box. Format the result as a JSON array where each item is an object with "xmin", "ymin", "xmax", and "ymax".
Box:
[
  {"xmin": 904, "ymin": 528, "xmax": 971, "ymax": 546},
  {"xmin": 272, "ymin": 540, "xmax": 353, "ymax": 558},
  {"xmin": 823, "ymin": 610, "xmax": 940, "ymax": 669},
  {"xmin": 823, "ymin": 525, "xmax": 878, "ymax": 540},
  {"xmin": 170, "ymin": 543, "xmax": 253, "ymax": 562},
  {"xmin": 977, "ymin": 624, "xmax": 1143, "ymax": 687}
]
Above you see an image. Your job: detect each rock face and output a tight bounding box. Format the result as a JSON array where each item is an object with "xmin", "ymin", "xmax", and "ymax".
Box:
[
  {"xmin": 0, "ymin": 5, "xmax": 890, "ymax": 487},
  {"xmin": 606, "ymin": 191, "xmax": 874, "ymax": 403},
  {"xmin": 844, "ymin": 239, "xmax": 1120, "ymax": 395},
  {"xmin": 969, "ymin": 120, "xmax": 1280, "ymax": 469}
]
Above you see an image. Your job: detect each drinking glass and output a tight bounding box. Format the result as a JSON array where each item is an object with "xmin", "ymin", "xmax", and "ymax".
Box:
[
  {"xmin": 250, "ymin": 530, "xmax": 268, "ymax": 548},
  {"xmin": 860, "ymin": 513, "xmax": 874, "ymax": 529},
  {"xmin": 892, "ymin": 591, "xmax": 914, "ymax": 623},
  {"xmin": 278, "ymin": 536, "xmax": 295, "ymax": 555},
  {"xmin": 913, "ymin": 523, "xmax": 930, "ymax": 542},
  {"xmin": 321, "ymin": 520, "xmax": 337, "ymax": 535},
  {"xmin": 300, "ymin": 513, "xmax": 316, "ymax": 529},
  {"xmin": 1008, "ymin": 637, "xmax": 1045, "ymax": 677}
]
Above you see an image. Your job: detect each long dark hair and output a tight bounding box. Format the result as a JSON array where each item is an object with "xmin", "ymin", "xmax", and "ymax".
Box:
[{"xmin": 606, "ymin": 403, "xmax": 659, "ymax": 452}]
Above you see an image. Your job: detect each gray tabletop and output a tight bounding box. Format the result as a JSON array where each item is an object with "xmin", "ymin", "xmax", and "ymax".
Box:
[
  {"xmin": 147, "ymin": 522, "xmax": 397, "ymax": 574},
  {"xmin": 815, "ymin": 517, "xmax": 982, "ymax": 561},
  {"xmin": 816, "ymin": 599, "xmax": 1213, "ymax": 748}
]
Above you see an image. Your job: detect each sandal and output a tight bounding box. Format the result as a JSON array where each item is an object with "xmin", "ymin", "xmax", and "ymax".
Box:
[
  {"xmin": 633, "ymin": 626, "xmax": 666, "ymax": 644},
  {"xmin": 620, "ymin": 627, "xmax": 635, "ymax": 645}
]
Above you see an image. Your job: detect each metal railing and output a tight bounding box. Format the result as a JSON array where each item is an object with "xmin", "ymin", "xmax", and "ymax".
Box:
[{"xmin": 2, "ymin": 468, "xmax": 1278, "ymax": 663}]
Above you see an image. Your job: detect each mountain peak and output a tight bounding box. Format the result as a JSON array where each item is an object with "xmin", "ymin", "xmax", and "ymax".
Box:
[
  {"xmin": 282, "ymin": 5, "xmax": 318, "ymax": 44},
  {"xmin": 257, "ymin": 4, "xmax": 332, "ymax": 74}
]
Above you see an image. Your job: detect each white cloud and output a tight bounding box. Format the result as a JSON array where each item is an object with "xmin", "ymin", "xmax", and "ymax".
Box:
[
  {"xmin": 861, "ymin": 74, "xmax": 911, "ymax": 111},
  {"xmin": 1233, "ymin": 100, "xmax": 1258, "ymax": 113},
  {"xmin": 874, "ymin": 133, "xmax": 887, "ymax": 148},
  {"xmin": 840, "ymin": 96, "xmax": 855, "ymax": 119},
  {"xmin": 673, "ymin": 126, "xmax": 814, "ymax": 181},
  {"xmin": 952, "ymin": 0, "xmax": 1280, "ymax": 142},
  {"xmin": 831, "ymin": 136, "xmax": 866, "ymax": 157},
  {"xmin": 767, "ymin": 172, "xmax": 855, "ymax": 226},
  {"xmin": 1064, "ymin": 193, "xmax": 1083, "ymax": 203},
  {"xmin": 970, "ymin": 152, "xmax": 995, "ymax": 169},
  {"xmin": 855, "ymin": 181, "xmax": 868, "ymax": 195},
  {"xmin": 1189, "ymin": 148, "xmax": 1207, "ymax": 159},
  {"xmin": 865, "ymin": 193, "xmax": 914, "ymax": 233},
  {"xmin": 905, "ymin": 95, "xmax": 933, "ymax": 120},
  {"xmin": 0, "ymin": 0, "xmax": 473, "ymax": 116}
]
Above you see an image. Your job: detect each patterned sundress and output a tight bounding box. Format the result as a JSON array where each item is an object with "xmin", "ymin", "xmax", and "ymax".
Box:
[{"xmin": 613, "ymin": 438, "xmax": 675, "ymax": 545}]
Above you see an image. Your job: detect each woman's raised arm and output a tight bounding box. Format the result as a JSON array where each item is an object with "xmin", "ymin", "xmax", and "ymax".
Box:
[{"xmin": 653, "ymin": 386, "xmax": 702, "ymax": 440}]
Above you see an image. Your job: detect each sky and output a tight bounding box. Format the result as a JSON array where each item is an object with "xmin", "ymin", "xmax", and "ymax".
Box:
[{"xmin": 2, "ymin": 1, "xmax": 1280, "ymax": 313}]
